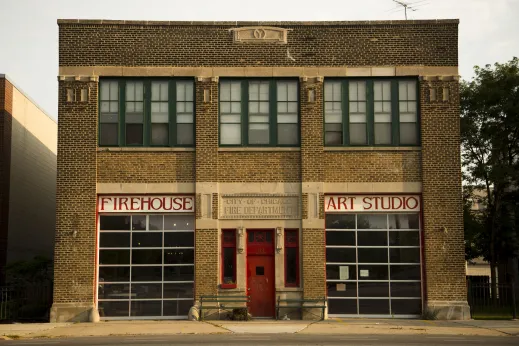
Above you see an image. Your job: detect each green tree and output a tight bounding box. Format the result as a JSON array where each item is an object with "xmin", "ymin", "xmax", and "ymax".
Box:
[{"xmin": 461, "ymin": 57, "xmax": 519, "ymax": 294}]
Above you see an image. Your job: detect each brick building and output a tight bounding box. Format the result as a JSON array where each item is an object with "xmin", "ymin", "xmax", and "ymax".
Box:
[
  {"xmin": 52, "ymin": 19, "xmax": 469, "ymax": 322},
  {"xmin": 0, "ymin": 74, "xmax": 57, "ymax": 283}
]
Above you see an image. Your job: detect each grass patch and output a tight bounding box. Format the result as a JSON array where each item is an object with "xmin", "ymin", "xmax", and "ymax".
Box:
[{"xmin": 5, "ymin": 335, "xmax": 21, "ymax": 340}]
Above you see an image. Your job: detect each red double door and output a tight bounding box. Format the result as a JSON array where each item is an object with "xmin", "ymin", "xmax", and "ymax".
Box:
[{"xmin": 247, "ymin": 229, "xmax": 275, "ymax": 318}]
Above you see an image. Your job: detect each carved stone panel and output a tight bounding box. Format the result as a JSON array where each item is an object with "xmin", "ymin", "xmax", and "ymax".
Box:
[
  {"xmin": 220, "ymin": 194, "xmax": 300, "ymax": 219},
  {"xmin": 229, "ymin": 27, "xmax": 290, "ymax": 44}
]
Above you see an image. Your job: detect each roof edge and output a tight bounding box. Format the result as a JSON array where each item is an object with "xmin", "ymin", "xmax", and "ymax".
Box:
[
  {"xmin": 57, "ymin": 19, "xmax": 460, "ymax": 26},
  {"xmin": 0, "ymin": 74, "xmax": 57, "ymax": 124}
]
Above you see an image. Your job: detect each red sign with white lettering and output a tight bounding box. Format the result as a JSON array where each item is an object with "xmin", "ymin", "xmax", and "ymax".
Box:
[
  {"xmin": 325, "ymin": 195, "xmax": 420, "ymax": 213},
  {"xmin": 98, "ymin": 196, "xmax": 194, "ymax": 213}
]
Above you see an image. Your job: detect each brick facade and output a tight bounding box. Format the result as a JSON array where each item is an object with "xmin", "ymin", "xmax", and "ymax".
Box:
[
  {"xmin": 53, "ymin": 19, "xmax": 468, "ymax": 321},
  {"xmin": 0, "ymin": 78, "xmax": 13, "ymax": 284}
]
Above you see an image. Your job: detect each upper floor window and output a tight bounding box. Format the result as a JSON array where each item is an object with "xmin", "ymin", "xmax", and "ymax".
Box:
[
  {"xmin": 324, "ymin": 79, "xmax": 419, "ymax": 146},
  {"xmin": 99, "ymin": 79, "xmax": 194, "ymax": 147},
  {"xmin": 219, "ymin": 79, "xmax": 299, "ymax": 146}
]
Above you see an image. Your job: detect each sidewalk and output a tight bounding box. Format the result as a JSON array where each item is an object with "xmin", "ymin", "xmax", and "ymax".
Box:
[{"xmin": 1, "ymin": 319, "xmax": 518, "ymax": 340}]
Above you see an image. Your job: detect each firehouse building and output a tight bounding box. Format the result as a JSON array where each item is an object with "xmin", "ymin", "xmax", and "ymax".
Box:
[{"xmin": 52, "ymin": 19, "xmax": 469, "ymax": 322}]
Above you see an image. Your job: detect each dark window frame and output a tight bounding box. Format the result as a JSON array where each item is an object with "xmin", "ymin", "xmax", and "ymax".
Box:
[
  {"xmin": 218, "ymin": 78, "xmax": 301, "ymax": 147},
  {"xmin": 284, "ymin": 229, "xmax": 300, "ymax": 287},
  {"xmin": 323, "ymin": 77, "xmax": 421, "ymax": 147},
  {"xmin": 98, "ymin": 78, "xmax": 196, "ymax": 147},
  {"xmin": 221, "ymin": 229, "xmax": 237, "ymax": 289}
]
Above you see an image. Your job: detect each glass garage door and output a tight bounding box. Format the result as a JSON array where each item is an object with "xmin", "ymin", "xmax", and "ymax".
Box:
[
  {"xmin": 326, "ymin": 213, "xmax": 422, "ymax": 317},
  {"xmin": 97, "ymin": 214, "xmax": 194, "ymax": 319}
]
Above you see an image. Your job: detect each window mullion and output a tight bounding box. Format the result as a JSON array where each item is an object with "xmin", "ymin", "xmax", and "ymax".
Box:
[
  {"xmin": 144, "ymin": 80, "xmax": 150, "ymax": 147},
  {"xmin": 242, "ymin": 80, "xmax": 248, "ymax": 147},
  {"xmin": 170, "ymin": 80, "xmax": 176, "ymax": 147},
  {"xmin": 270, "ymin": 79, "xmax": 277, "ymax": 146},
  {"xmin": 367, "ymin": 80, "xmax": 374, "ymax": 146},
  {"xmin": 119, "ymin": 81, "xmax": 126, "ymax": 146},
  {"xmin": 391, "ymin": 80, "xmax": 399, "ymax": 146},
  {"xmin": 342, "ymin": 80, "xmax": 349, "ymax": 146}
]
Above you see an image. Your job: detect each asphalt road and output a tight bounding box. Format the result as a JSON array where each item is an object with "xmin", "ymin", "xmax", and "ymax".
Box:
[{"xmin": 1, "ymin": 334, "xmax": 518, "ymax": 345}]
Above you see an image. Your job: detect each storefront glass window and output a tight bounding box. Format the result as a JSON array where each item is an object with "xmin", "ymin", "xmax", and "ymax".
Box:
[
  {"xmin": 98, "ymin": 214, "xmax": 194, "ymax": 319},
  {"xmin": 325, "ymin": 213, "xmax": 422, "ymax": 316}
]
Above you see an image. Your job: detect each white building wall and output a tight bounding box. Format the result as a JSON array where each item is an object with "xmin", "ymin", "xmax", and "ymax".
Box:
[{"xmin": 7, "ymin": 86, "xmax": 57, "ymax": 263}]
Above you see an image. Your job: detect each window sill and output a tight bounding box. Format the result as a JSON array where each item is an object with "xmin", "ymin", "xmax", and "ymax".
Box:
[
  {"xmin": 324, "ymin": 146, "xmax": 421, "ymax": 152},
  {"xmin": 219, "ymin": 284, "xmax": 238, "ymax": 289},
  {"xmin": 97, "ymin": 147, "xmax": 196, "ymax": 152},
  {"xmin": 218, "ymin": 147, "xmax": 301, "ymax": 152}
]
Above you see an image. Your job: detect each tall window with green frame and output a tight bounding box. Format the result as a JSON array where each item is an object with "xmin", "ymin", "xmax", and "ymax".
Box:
[
  {"xmin": 98, "ymin": 79, "xmax": 195, "ymax": 147},
  {"xmin": 150, "ymin": 81, "xmax": 169, "ymax": 145},
  {"xmin": 324, "ymin": 79, "xmax": 419, "ymax": 146},
  {"xmin": 219, "ymin": 79, "xmax": 299, "ymax": 146},
  {"xmin": 125, "ymin": 81, "xmax": 144, "ymax": 145},
  {"xmin": 99, "ymin": 81, "xmax": 119, "ymax": 146}
]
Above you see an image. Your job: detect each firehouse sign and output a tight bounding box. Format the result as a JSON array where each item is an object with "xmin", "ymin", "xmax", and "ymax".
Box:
[
  {"xmin": 325, "ymin": 195, "xmax": 420, "ymax": 213},
  {"xmin": 98, "ymin": 196, "xmax": 194, "ymax": 213}
]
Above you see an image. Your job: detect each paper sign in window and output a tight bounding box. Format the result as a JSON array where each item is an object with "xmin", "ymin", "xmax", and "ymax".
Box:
[
  {"xmin": 339, "ymin": 266, "xmax": 350, "ymax": 280},
  {"xmin": 360, "ymin": 269, "xmax": 369, "ymax": 277},
  {"xmin": 336, "ymin": 283, "xmax": 346, "ymax": 291}
]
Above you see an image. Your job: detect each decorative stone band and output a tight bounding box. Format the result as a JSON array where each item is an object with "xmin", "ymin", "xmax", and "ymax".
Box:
[{"xmin": 58, "ymin": 66, "xmax": 459, "ymax": 78}]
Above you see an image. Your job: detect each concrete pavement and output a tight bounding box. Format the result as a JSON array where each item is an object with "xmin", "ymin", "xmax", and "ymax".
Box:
[
  {"xmin": 1, "ymin": 318, "xmax": 518, "ymax": 340},
  {"xmin": 1, "ymin": 333, "xmax": 518, "ymax": 345}
]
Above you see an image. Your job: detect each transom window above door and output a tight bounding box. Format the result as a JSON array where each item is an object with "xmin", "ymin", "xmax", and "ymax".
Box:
[{"xmin": 219, "ymin": 79, "xmax": 300, "ymax": 147}]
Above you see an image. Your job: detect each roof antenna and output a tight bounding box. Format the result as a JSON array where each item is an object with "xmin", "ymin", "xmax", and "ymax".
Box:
[{"xmin": 390, "ymin": 0, "xmax": 427, "ymax": 20}]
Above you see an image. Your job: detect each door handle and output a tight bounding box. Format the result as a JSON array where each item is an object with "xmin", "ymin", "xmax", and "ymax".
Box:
[{"xmin": 247, "ymin": 288, "xmax": 251, "ymax": 291}]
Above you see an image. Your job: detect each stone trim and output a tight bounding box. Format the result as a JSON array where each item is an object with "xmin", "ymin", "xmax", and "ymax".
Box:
[
  {"xmin": 57, "ymin": 19, "xmax": 460, "ymax": 26},
  {"xmin": 218, "ymin": 147, "xmax": 301, "ymax": 152},
  {"xmin": 58, "ymin": 66, "xmax": 459, "ymax": 78},
  {"xmin": 96, "ymin": 147, "xmax": 195, "ymax": 152},
  {"xmin": 324, "ymin": 146, "xmax": 422, "ymax": 152}
]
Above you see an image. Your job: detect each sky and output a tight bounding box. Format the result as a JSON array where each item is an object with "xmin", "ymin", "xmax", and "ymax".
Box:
[{"xmin": 0, "ymin": 0, "xmax": 518, "ymax": 121}]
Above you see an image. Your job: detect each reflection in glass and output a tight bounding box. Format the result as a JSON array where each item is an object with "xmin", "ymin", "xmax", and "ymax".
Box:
[
  {"xmin": 131, "ymin": 283, "xmax": 162, "ymax": 299},
  {"xmin": 357, "ymin": 214, "xmax": 387, "ymax": 229},
  {"xmin": 99, "ymin": 301, "xmax": 129, "ymax": 317},
  {"xmin": 389, "ymin": 231, "xmax": 420, "ymax": 246},
  {"xmin": 325, "ymin": 214, "xmax": 355, "ymax": 229},
  {"xmin": 390, "ymin": 248, "xmax": 420, "ymax": 263},
  {"xmin": 99, "ymin": 267, "xmax": 130, "ymax": 282},
  {"xmin": 148, "ymin": 215, "xmax": 163, "ymax": 230},
  {"xmin": 164, "ymin": 215, "xmax": 193, "ymax": 230},
  {"xmin": 388, "ymin": 214, "xmax": 419, "ymax": 229},
  {"xmin": 100, "ymin": 215, "xmax": 130, "ymax": 231},
  {"xmin": 164, "ymin": 266, "xmax": 194, "ymax": 282},
  {"xmin": 391, "ymin": 299, "xmax": 421, "ymax": 315},
  {"xmin": 98, "ymin": 284, "xmax": 130, "ymax": 300},
  {"xmin": 99, "ymin": 250, "xmax": 130, "ymax": 265},
  {"xmin": 132, "ymin": 215, "xmax": 146, "ymax": 230}
]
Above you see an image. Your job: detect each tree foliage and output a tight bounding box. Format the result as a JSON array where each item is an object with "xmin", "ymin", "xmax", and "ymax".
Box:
[{"xmin": 461, "ymin": 57, "xmax": 519, "ymax": 283}]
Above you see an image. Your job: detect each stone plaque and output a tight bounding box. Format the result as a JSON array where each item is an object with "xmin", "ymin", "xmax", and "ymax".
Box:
[
  {"xmin": 220, "ymin": 194, "xmax": 300, "ymax": 219},
  {"xmin": 229, "ymin": 27, "xmax": 290, "ymax": 44}
]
